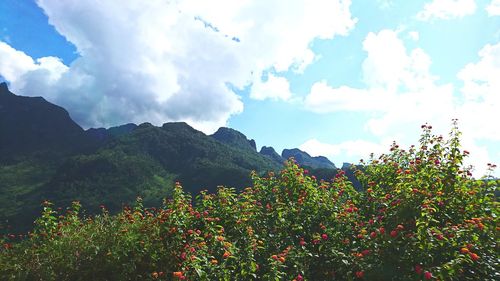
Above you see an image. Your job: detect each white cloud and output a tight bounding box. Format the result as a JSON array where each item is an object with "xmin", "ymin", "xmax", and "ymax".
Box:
[
  {"xmin": 0, "ymin": 42, "xmax": 69, "ymax": 92},
  {"xmin": 408, "ymin": 31, "xmax": 420, "ymax": 41},
  {"xmin": 304, "ymin": 82, "xmax": 390, "ymax": 112},
  {"xmin": 304, "ymin": 29, "xmax": 451, "ymax": 126},
  {"xmin": 303, "ymin": 29, "xmax": 499, "ymax": 176},
  {"xmin": 416, "ymin": 0, "xmax": 477, "ymax": 21},
  {"xmin": 486, "ymin": 0, "xmax": 500, "ymax": 16},
  {"xmin": 457, "ymin": 43, "xmax": 500, "ymax": 141},
  {"xmin": 299, "ymin": 138, "xmax": 389, "ymax": 166},
  {"xmin": 362, "ymin": 30, "xmax": 409, "ymax": 91},
  {"xmin": 377, "ymin": 0, "xmax": 394, "ymax": 10},
  {"xmin": 250, "ymin": 74, "xmax": 292, "ymax": 101},
  {"xmin": 0, "ymin": 0, "xmax": 356, "ymax": 132},
  {"xmin": 0, "ymin": 42, "xmax": 37, "ymax": 84}
]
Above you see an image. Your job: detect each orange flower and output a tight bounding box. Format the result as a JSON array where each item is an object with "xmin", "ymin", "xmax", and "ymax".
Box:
[
  {"xmin": 173, "ymin": 271, "xmax": 183, "ymax": 278},
  {"xmin": 460, "ymin": 247, "xmax": 469, "ymax": 254},
  {"xmin": 223, "ymin": 251, "xmax": 231, "ymax": 259},
  {"xmin": 469, "ymin": 252, "xmax": 480, "ymax": 261}
]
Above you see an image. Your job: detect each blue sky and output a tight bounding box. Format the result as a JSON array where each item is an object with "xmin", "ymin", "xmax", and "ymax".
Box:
[{"xmin": 0, "ymin": 0, "xmax": 499, "ymax": 176}]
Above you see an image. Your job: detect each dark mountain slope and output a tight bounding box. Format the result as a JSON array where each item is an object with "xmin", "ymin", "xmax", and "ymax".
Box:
[
  {"xmin": 34, "ymin": 122, "xmax": 281, "ymax": 223},
  {"xmin": 0, "ymin": 82, "xmax": 85, "ymax": 161},
  {"xmin": 260, "ymin": 146, "xmax": 285, "ymax": 166},
  {"xmin": 0, "ymin": 83, "xmax": 351, "ymax": 233},
  {"xmin": 211, "ymin": 127, "xmax": 257, "ymax": 151},
  {"xmin": 282, "ymin": 148, "xmax": 336, "ymax": 169}
]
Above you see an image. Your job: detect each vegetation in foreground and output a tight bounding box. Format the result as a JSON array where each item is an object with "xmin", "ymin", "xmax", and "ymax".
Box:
[{"xmin": 0, "ymin": 123, "xmax": 498, "ymax": 281}]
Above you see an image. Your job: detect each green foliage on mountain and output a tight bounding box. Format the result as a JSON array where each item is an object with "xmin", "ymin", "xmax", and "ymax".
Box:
[
  {"xmin": 0, "ymin": 83, "xmax": 285, "ymax": 232},
  {"xmin": 211, "ymin": 127, "xmax": 257, "ymax": 151},
  {"xmin": 282, "ymin": 148, "xmax": 336, "ymax": 169},
  {"xmin": 0, "ymin": 83, "xmax": 351, "ymax": 233}
]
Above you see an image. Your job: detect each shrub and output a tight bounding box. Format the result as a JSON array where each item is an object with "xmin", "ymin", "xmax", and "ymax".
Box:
[{"xmin": 1, "ymin": 123, "xmax": 498, "ymax": 280}]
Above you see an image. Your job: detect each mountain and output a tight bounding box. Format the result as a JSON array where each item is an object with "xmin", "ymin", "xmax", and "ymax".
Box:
[
  {"xmin": 0, "ymin": 82, "xmax": 85, "ymax": 161},
  {"xmin": 0, "ymin": 83, "xmax": 285, "ymax": 231},
  {"xmin": 282, "ymin": 148, "xmax": 336, "ymax": 169},
  {"xmin": 211, "ymin": 127, "xmax": 257, "ymax": 151},
  {"xmin": 86, "ymin": 123, "xmax": 138, "ymax": 142},
  {"xmin": 0, "ymin": 83, "xmax": 348, "ymax": 233},
  {"xmin": 260, "ymin": 146, "xmax": 285, "ymax": 165}
]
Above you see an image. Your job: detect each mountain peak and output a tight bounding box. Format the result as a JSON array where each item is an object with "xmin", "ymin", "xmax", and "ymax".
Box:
[
  {"xmin": 0, "ymin": 82, "xmax": 8, "ymax": 92},
  {"xmin": 211, "ymin": 127, "xmax": 256, "ymax": 151},
  {"xmin": 260, "ymin": 146, "xmax": 284, "ymax": 165},
  {"xmin": 282, "ymin": 148, "xmax": 336, "ymax": 169},
  {"xmin": 0, "ymin": 85, "xmax": 84, "ymax": 159}
]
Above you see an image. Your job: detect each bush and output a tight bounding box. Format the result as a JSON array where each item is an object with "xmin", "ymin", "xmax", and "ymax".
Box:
[{"xmin": 1, "ymin": 123, "xmax": 498, "ymax": 280}]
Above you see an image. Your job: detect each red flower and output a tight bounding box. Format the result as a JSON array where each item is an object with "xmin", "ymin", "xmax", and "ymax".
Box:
[
  {"xmin": 296, "ymin": 274, "xmax": 304, "ymax": 281},
  {"xmin": 415, "ymin": 265, "xmax": 423, "ymax": 275},
  {"xmin": 379, "ymin": 227, "xmax": 385, "ymax": 235},
  {"xmin": 355, "ymin": 271, "xmax": 364, "ymax": 278},
  {"xmin": 370, "ymin": 231, "xmax": 377, "ymax": 238},
  {"xmin": 321, "ymin": 233, "xmax": 328, "ymax": 240},
  {"xmin": 424, "ymin": 271, "xmax": 432, "ymax": 280},
  {"xmin": 299, "ymin": 238, "xmax": 306, "ymax": 246},
  {"xmin": 390, "ymin": 230, "xmax": 398, "ymax": 238}
]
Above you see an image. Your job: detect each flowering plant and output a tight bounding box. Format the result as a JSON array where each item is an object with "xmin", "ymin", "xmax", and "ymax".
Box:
[{"xmin": 1, "ymin": 123, "xmax": 498, "ymax": 280}]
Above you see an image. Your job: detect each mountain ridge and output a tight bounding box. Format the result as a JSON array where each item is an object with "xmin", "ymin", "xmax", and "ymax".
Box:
[{"xmin": 0, "ymin": 83, "xmax": 349, "ymax": 232}]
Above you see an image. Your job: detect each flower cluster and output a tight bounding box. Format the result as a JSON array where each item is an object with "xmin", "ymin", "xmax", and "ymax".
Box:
[{"xmin": 0, "ymin": 123, "xmax": 498, "ymax": 280}]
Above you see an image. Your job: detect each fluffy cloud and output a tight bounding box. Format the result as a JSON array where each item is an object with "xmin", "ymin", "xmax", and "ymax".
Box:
[
  {"xmin": 250, "ymin": 74, "xmax": 292, "ymax": 101},
  {"xmin": 408, "ymin": 31, "xmax": 420, "ymax": 41},
  {"xmin": 299, "ymin": 138, "xmax": 388, "ymax": 165},
  {"xmin": 305, "ymin": 83, "xmax": 389, "ymax": 112},
  {"xmin": 304, "ymin": 29, "xmax": 452, "ymax": 127},
  {"xmin": 0, "ymin": 0, "xmax": 356, "ymax": 132},
  {"xmin": 416, "ymin": 0, "xmax": 477, "ymax": 21},
  {"xmin": 303, "ymin": 29, "xmax": 498, "ymax": 176},
  {"xmin": 457, "ymin": 43, "xmax": 500, "ymax": 141},
  {"xmin": 486, "ymin": 0, "xmax": 500, "ymax": 16}
]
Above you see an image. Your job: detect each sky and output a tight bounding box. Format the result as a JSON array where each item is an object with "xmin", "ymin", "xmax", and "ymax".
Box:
[{"xmin": 0, "ymin": 0, "xmax": 499, "ymax": 176}]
